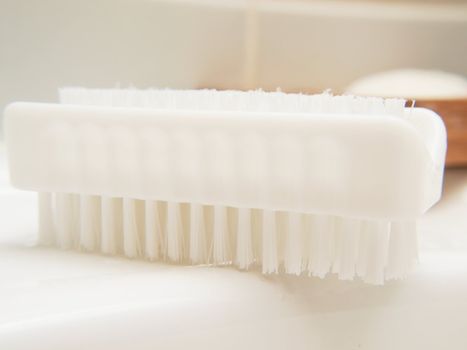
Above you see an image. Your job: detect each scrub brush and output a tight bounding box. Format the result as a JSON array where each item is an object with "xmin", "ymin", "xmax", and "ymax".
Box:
[{"xmin": 3, "ymin": 89, "xmax": 447, "ymax": 284}]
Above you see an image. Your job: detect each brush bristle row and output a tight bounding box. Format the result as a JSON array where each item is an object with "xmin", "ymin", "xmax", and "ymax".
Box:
[
  {"xmin": 59, "ymin": 88, "xmax": 406, "ymax": 116},
  {"xmin": 38, "ymin": 192, "xmax": 417, "ymax": 284}
]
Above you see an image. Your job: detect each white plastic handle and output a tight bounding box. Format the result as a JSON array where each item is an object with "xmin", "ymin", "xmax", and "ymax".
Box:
[{"xmin": 4, "ymin": 102, "xmax": 446, "ymax": 220}]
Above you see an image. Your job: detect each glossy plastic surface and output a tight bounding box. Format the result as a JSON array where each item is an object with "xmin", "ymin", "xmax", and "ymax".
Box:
[{"xmin": 4, "ymin": 102, "xmax": 446, "ymax": 220}]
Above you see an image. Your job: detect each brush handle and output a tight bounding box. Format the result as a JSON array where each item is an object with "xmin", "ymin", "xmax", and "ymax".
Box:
[{"xmin": 4, "ymin": 102, "xmax": 445, "ymax": 220}]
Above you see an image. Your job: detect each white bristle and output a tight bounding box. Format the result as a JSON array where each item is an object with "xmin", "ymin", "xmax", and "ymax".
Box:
[
  {"xmin": 235, "ymin": 207, "xmax": 254, "ymax": 269},
  {"xmin": 41, "ymin": 191, "xmax": 419, "ymax": 284},
  {"xmin": 55, "ymin": 193, "xmax": 79, "ymax": 249},
  {"xmin": 144, "ymin": 200, "xmax": 163, "ymax": 260},
  {"xmin": 189, "ymin": 203, "xmax": 207, "ymax": 264},
  {"xmin": 166, "ymin": 202, "xmax": 184, "ymax": 262},
  {"xmin": 358, "ymin": 221, "xmax": 390, "ymax": 285},
  {"xmin": 41, "ymin": 88, "xmax": 421, "ymax": 284},
  {"xmin": 79, "ymin": 195, "xmax": 101, "ymax": 251},
  {"xmin": 335, "ymin": 218, "xmax": 360, "ymax": 280},
  {"xmin": 212, "ymin": 205, "xmax": 230, "ymax": 264},
  {"xmin": 262, "ymin": 210, "xmax": 279, "ymax": 274},
  {"xmin": 331, "ymin": 223, "xmax": 343, "ymax": 275},
  {"xmin": 101, "ymin": 197, "xmax": 122, "ymax": 255},
  {"xmin": 38, "ymin": 192, "xmax": 55, "ymax": 245},
  {"xmin": 308, "ymin": 215, "xmax": 335, "ymax": 278},
  {"xmin": 122, "ymin": 198, "xmax": 142, "ymax": 258},
  {"xmin": 284, "ymin": 212, "xmax": 303, "ymax": 275}
]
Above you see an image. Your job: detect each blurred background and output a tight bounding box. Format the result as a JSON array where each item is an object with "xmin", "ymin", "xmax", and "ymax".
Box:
[{"xmin": 1, "ymin": 0, "xmax": 467, "ymax": 161}]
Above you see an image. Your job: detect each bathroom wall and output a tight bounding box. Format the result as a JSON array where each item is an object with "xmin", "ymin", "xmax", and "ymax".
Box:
[{"xmin": 0, "ymin": 0, "xmax": 245, "ymax": 124}]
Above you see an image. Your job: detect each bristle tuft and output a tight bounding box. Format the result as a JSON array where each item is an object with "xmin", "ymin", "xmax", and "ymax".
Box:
[
  {"xmin": 235, "ymin": 208, "xmax": 254, "ymax": 269},
  {"xmin": 122, "ymin": 198, "xmax": 143, "ymax": 258},
  {"xmin": 284, "ymin": 212, "xmax": 303, "ymax": 275},
  {"xmin": 166, "ymin": 202, "xmax": 184, "ymax": 262},
  {"xmin": 262, "ymin": 210, "xmax": 279, "ymax": 274},
  {"xmin": 189, "ymin": 204, "xmax": 207, "ymax": 264},
  {"xmin": 55, "ymin": 193, "xmax": 79, "ymax": 249},
  {"xmin": 80, "ymin": 195, "xmax": 101, "ymax": 251},
  {"xmin": 101, "ymin": 197, "xmax": 122, "ymax": 255},
  {"xmin": 211, "ymin": 205, "xmax": 231, "ymax": 265},
  {"xmin": 144, "ymin": 200, "xmax": 163, "ymax": 261}
]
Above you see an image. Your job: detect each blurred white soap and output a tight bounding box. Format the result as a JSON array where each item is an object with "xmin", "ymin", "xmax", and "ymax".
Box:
[{"xmin": 346, "ymin": 69, "xmax": 467, "ymax": 99}]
